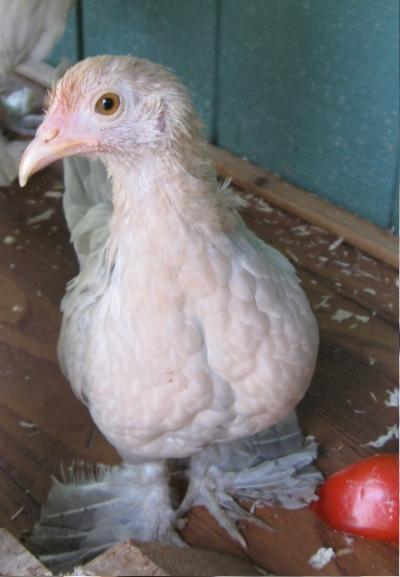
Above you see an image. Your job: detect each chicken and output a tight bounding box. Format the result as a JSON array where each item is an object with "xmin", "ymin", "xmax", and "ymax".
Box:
[
  {"xmin": 0, "ymin": 0, "xmax": 75, "ymax": 184},
  {"xmin": 19, "ymin": 55, "xmax": 320, "ymax": 569}
]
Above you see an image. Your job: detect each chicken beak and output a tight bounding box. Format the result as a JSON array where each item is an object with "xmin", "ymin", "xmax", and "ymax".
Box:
[{"xmin": 19, "ymin": 126, "xmax": 96, "ymax": 187}]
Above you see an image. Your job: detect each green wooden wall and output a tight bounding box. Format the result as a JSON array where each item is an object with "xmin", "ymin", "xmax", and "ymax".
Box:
[{"xmin": 50, "ymin": 0, "xmax": 399, "ymax": 231}]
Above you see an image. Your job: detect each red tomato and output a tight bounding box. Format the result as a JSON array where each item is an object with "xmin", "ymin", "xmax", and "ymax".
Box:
[{"xmin": 312, "ymin": 454, "xmax": 399, "ymax": 542}]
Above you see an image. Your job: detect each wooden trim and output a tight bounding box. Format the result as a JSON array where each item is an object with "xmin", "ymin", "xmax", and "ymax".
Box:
[
  {"xmin": 208, "ymin": 145, "xmax": 398, "ymax": 269},
  {"xmin": 16, "ymin": 62, "xmax": 398, "ymax": 268}
]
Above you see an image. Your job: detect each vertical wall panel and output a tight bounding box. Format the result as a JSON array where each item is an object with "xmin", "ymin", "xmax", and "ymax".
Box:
[
  {"xmin": 48, "ymin": 3, "xmax": 79, "ymax": 65},
  {"xmin": 82, "ymin": 0, "xmax": 217, "ymax": 137},
  {"xmin": 217, "ymin": 0, "xmax": 399, "ymax": 228}
]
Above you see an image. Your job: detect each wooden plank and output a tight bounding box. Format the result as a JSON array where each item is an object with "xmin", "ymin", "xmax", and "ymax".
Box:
[
  {"xmin": 0, "ymin": 528, "xmax": 52, "ymax": 576},
  {"xmin": 209, "ymin": 144, "xmax": 398, "ymax": 268},
  {"xmin": 83, "ymin": 540, "xmax": 258, "ymax": 577},
  {"xmin": 83, "ymin": 542, "xmax": 169, "ymax": 576}
]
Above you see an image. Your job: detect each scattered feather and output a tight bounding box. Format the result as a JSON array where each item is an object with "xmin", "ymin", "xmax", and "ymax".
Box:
[
  {"xmin": 385, "ymin": 388, "xmax": 399, "ymax": 408},
  {"xmin": 364, "ymin": 425, "xmax": 399, "ymax": 448},
  {"xmin": 308, "ymin": 547, "xmax": 336, "ymax": 570},
  {"xmin": 363, "ymin": 287, "xmax": 377, "ymax": 295},
  {"xmin": 368, "ymin": 357, "xmax": 377, "ymax": 366},
  {"xmin": 328, "ymin": 237, "xmax": 344, "ymax": 251},
  {"xmin": 370, "ymin": 392, "xmax": 378, "ymax": 403},
  {"xmin": 331, "ymin": 309, "xmax": 353, "ymax": 323},
  {"xmin": 27, "ymin": 208, "xmax": 55, "ymax": 225},
  {"xmin": 12, "ymin": 304, "xmax": 23, "ymax": 312},
  {"xmin": 355, "ymin": 315, "xmax": 369, "ymax": 323}
]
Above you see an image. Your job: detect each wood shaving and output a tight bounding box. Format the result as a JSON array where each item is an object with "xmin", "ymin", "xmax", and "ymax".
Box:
[
  {"xmin": 331, "ymin": 309, "xmax": 353, "ymax": 323},
  {"xmin": 249, "ymin": 195, "xmax": 274, "ymax": 213},
  {"xmin": 44, "ymin": 190, "xmax": 63, "ymax": 199},
  {"xmin": 27, "ymin": 207, "xmax": 55, "ymax": 225},
  {"xmin": 370, "ymin": 391, "xmax": 378, "ymax": 402},
  {"xmin": 285, "ymin": 249, "xmax": 299, "ymax": 263},
  {"xmin": 364, "ymin": 425, "xmax": 399, "ymax": 448},
  {"xmin": 314, "ymin": 295, "xmax": 332, "ymax": 310},
  {"xmin": 385, "ymin": 388, "xmax": 399, "ymax": 407},
  {"xmin": 19, "ymin": 421, "xmax": 37, "ymax": 428},
  {"xmin": 355, "ymin": 315, "xmax": 369, "ymax": 323},
  {"xmin": 290, "ymin": 225, "xmax": 311, "ymax": 236},
  {"xmin": 10, "ymin": 506, "xmax": 24, "ymax": 520},
  {"xmin": 328, "ymin": 236, "xmax": 344, "ymax": 251},
  {"xmin": 308, "ymin": 547, "xmax": 336, "ymax": 569},
  {"xmin": 3, "ymin": 235, "xmax": 16, "ymax": 244}
]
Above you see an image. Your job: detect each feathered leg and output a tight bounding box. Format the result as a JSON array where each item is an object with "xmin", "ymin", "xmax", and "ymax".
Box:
[
  {"xmin": 24, "ymin": 461, "xmax": 181, "ymax": 573},
  {"xmin": 177, "ymin": 412, "xmax": 322, "ymax": 547}
]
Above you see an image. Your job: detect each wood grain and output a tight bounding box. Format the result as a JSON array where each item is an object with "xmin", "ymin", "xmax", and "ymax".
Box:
[
  {"xmin": 0, "ymin": 167, "xmax": 398, "ymax": 576},
  {"xmin": 0, "ymin": 529, "xmax": 51, "ymax": 576}
]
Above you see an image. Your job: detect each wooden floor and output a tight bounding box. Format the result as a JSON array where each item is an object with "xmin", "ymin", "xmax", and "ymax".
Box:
[{"xmin": 0, "ymin": 161, "xmax": 398, "ymax": 576}]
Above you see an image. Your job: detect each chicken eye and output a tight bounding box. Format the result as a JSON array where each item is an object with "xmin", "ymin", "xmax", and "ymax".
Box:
[{"xmin": 95, "ymin": 93, "xmax": 121, "ymax": 116}]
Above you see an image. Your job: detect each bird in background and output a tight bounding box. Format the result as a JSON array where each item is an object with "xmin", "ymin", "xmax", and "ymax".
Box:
[
  {"xmin": 19, "ymin": 55, "xmax": 320, "ymax": 571},
  {"xmin": 0, "ymin": 0, "xmax": 75, "ymax": 184}
]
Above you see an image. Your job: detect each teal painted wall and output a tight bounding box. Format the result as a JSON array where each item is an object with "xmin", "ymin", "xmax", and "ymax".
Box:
[
  {"xmin": 50, "ymin": 2, "xmax": 79, "ymax": 64},
  {"xmin": 49, "ymin": 0, "xmax": 399, "ymax": 231}
]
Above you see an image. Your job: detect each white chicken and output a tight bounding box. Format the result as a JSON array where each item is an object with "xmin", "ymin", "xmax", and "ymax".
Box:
[
  {"xmin": 19, "ymin": 55, "xmax": 320, "ymax": 570},
  {"xmin": 0, "ymin": 0, "xmax": 74, "ymax": 184}
]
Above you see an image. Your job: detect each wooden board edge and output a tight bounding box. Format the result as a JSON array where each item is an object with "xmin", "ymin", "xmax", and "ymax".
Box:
[
  {"xmin": 16, "ymin": 62, "xmax": 398, "ymax": 269},
  {"xmin": 208, "ymin": 145, "xmax": 398, "ymax": 269}
]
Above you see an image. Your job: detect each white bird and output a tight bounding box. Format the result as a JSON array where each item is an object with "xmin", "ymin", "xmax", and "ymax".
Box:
[
  {"xmin": 19, "ymin": 55, "xmax": 320, "ymax": 570},
  {"xmin": 0, "ymin": 0, "xmax": 74, "ymax": 184}
]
